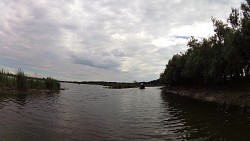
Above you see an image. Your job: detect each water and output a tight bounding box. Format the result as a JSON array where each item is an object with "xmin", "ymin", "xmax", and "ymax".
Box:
[{"xmin": 0, "ymin": 83, "xmax": 250, "ymax": 141}]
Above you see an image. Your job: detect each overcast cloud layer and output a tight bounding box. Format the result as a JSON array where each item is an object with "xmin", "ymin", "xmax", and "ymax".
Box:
[{"xmin": 0, "ymin": 0, "xmax": 243, "ymax": 82}]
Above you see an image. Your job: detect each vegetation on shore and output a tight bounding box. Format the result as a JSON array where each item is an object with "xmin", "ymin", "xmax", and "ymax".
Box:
[
  {"xmin": 160, "ymin": 0, "xmax": 250, "ymax": 86},
  {"xmin": 61, "ymin": 79, "xmax": 162, "ymax": 89},
  {"xmin": 0, "ymin": 69, "xmax": 60, "ymax": 91}
]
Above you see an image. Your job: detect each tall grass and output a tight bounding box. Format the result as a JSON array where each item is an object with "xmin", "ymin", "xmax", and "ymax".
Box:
[
  {"xmin": 45, "ymin": 77, "xmax": 61, "ymax": 90},
  {"xmin": 0, "ymin": 69, "xmax": 60, "ymax": 91},
  {"xmin": 16, "ymin": 69, "xmax": 27, "ymax": 90},
  {"xmin": 0, "ymin": 69, "xmax": 16, "ymax": 89}
]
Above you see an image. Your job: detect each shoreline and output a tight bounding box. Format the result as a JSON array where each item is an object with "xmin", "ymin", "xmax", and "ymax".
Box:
[{"xmin": 162, "ymin": 84, "xmax": 250, "ymax": 108}]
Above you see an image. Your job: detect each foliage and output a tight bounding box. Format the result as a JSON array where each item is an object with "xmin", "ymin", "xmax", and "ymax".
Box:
[{"xmin": 160, "ymin": 0, "xmax": 250, "ymax": 86}]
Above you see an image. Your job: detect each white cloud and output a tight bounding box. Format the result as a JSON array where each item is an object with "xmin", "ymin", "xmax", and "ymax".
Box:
[
  {"xmin": 152, "ymin": 36, "xmax": 188, "ymax": 47},
  {"xmin": 169, "ymin": 22, "xmax": 215, "ymax": 38}
]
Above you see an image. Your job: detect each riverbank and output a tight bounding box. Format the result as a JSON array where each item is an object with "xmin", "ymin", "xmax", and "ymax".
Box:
[{"xmin": 162, "ymin": 83, "xmax": 250, "ymax": 108}]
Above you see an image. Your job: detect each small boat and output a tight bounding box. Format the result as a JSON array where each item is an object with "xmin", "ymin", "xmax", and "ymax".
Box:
[{"xmin": 139, "ymin": 83, "xmax": 145, "ymax": 89}]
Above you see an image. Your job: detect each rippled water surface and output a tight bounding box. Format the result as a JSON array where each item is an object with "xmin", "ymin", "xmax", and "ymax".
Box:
[{"xmin": 0, "ymin": 83, "xmax": 250, "ymax": 141}]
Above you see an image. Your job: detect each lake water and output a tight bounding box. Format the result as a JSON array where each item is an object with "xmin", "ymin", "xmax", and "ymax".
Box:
[{"xmin": 0, "ymin": 83, "xmax": 250, "ymax": 141}]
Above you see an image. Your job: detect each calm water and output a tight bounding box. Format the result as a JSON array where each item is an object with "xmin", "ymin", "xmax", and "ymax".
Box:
[{"xmin": 0, "ymin": 83, "xmax": 250, "ymax": 141}]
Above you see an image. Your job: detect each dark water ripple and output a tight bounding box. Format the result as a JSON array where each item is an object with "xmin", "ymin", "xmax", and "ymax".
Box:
[{"xmin": 0, "ymin": 83, "xmax": 250, "ymax": 140}]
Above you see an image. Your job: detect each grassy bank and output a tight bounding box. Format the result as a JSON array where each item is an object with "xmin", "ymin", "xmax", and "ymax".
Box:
[{"xmin": 0, "ymin": 69, "xmax": 60, "ymax": 92}]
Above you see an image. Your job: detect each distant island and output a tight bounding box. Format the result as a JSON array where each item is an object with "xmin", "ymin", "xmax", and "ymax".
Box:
[
  {"xmin": 160, "ymin": 0, "xmax": 250, "ymax": 107},
  {"xmin": 0, "ymin": 69, "xmax": 60, "ymax": 93}
]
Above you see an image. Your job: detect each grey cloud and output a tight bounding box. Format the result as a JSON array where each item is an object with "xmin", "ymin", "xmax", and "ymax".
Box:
[
  {"xmin": 71, "ymin": 53, "xmax": 120, "ymax": 70},
  {"xmin": 0, "ymin": 0, "xmax": 243, "ymax": 81}
]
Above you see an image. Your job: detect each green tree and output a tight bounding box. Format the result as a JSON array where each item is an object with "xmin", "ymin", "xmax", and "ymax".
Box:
[{"xmin": 160, "ymin": 0, "xmax": 250, "ymax": 86}]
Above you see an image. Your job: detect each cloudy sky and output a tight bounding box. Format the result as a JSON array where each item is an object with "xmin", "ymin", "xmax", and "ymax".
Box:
[{"xmin": 0, "ymin": 0, "xmax": 243, "ymax": 82}]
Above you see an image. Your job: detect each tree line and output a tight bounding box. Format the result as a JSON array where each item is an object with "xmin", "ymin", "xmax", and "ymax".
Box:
[
  {"xmin": 160, "ymin": 0, "xmax": 250, "ymax": 86},
  {"xmin": 0, "ymin": 69, "xmax": 60, "ymax": 91}
]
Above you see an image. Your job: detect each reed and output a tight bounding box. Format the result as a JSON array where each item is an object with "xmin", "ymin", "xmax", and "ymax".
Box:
[{"xmin": 0, "ymin": 69, "xmax": 60, "ymax": 91}]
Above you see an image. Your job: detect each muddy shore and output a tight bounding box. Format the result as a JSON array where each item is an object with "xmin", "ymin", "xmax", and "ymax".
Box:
[{"xmin": 162, "ymin": 83, "xmax": 250, "ymax": 108}]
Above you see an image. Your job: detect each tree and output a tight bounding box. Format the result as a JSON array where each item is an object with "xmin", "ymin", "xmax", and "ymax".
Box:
[{"xmin": 160, "ymin": 0, "xmax": 250, "ymax": 86}]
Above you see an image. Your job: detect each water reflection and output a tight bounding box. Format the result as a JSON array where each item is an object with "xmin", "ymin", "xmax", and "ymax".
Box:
[
  {"xmin": 160, "ymin": 91, "xmax": 250, "ymax": 140},
  {"xmin": 15, "ymin": 94, "xmax": 27, "ymax": 106},
  {"xmin": 0, "ymin": 92, "xmax": 60, "ymax": 141}
]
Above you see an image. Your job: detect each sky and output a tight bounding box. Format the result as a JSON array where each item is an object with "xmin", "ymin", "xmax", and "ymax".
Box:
[{"xmin": 0, "ymin": 0, "xmax": 243, "ymax": 82}]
